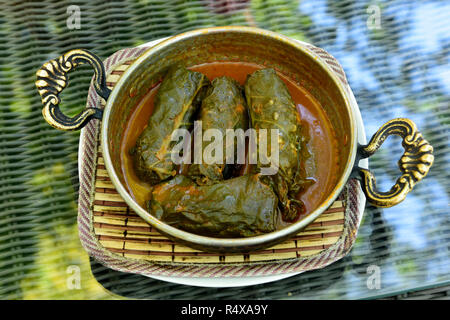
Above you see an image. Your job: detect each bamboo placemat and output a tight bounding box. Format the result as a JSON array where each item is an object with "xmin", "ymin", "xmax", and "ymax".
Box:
[{"xmin": 77, "ymin": 45, "xmax": 364, "ymax": 278}]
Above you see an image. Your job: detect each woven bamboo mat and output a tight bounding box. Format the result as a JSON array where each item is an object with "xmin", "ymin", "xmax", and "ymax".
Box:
[{"xmin": 91, "ymin": 56, "xmax": 347, "ymax": 264}]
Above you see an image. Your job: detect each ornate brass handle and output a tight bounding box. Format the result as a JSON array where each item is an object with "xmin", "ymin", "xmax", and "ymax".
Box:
[
  {"xmin": 35, "ymin": 49, "xmax": 111, "ymax": 131},
  {"xmin": 356, "ymin": 118, "xmax": 434, "ymax": 207}
]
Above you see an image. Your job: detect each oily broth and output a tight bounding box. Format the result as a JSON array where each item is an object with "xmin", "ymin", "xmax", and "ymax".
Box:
[
  {"xmin": 120, "ymin": 61, "xmax": 339, "ymax": 219},
  {"xmin": 121, "ymin": 84, "xmax": 159, "ymax": 206}
]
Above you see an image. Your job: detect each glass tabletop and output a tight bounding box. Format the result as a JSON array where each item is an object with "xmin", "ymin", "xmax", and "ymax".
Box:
[{"xmin": 0, "ymin": 0, "xmax": 448, "ymax": 299}]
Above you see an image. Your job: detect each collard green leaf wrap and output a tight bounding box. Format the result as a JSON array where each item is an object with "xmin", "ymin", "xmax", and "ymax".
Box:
[
  {"xmin": 189, "ymin": 76, "xmax": 248, "ymax": 184},
  {"xmin": 245, "ymin": 68, "xmax": 310, "ymax": 221},
  {"xmin": 131, "ymin": 66, "xmax": 209, "ymax": 184},
  {"xmin": 148, "ymin": 174, "xmax": 279, "ymax": 237}
]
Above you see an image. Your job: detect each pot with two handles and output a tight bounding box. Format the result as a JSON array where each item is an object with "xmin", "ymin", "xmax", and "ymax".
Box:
[{"xmin": 35, "ymin": 27, "xmax": 434, "ymax": 253}]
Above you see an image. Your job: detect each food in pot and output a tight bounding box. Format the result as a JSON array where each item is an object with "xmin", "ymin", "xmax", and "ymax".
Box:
[
  {"xmin": 148, "ymin": 174, "xmax": 279, "ymax": 237},
  {"xmin": 130, "ymin": 66, "xmax": 209, "ymax": 184},
  {"xmin": 122, "ymin": 62, "xmax": 334, "ymax": 237},
  {"xmin": 188, "ymin": 76, "xmax": 249, "ymax": 185},
  {"xmin": 244, "ymin": 68, "xmax": 313, "ymax": 221}
]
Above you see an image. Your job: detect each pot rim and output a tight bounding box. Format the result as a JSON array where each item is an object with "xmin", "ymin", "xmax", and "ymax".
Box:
[{"xmin": 101, "ymin": 26, "xmax": 358, "ymax": 250}]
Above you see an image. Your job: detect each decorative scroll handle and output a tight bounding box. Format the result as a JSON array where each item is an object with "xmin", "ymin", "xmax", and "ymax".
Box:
[
  {"xmin": 35, "ymin": 49, "xmax": 111, "ymax": 131},
  {"xmin": 357, "ymin": 118, "xmax": 434, "ymax": 207}
]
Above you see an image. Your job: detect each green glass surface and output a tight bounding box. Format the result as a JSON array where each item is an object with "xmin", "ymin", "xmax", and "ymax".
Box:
[{"xmin": 0, "ymin": 0, "xmax": 448, "ymax": 300}]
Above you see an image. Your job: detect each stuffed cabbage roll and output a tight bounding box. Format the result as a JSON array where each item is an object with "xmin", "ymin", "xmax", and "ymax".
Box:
[
  {"xmin": 244, "ymin": 68, "xmax": 312, "ymax": 221},
  {"xmin": 148, "ymin": 174, "xmax": 279, "ymax": 237},
  {"xmin": 131, "ymin": 66, "xmax": 209, "ymax": 184},
  {"xmin": 188, "ymin": 76, "xmax": 248, "ymax": 184}
]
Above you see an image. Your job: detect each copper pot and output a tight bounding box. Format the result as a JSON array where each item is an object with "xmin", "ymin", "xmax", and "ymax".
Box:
[{"xmin": 35, "ymin": 27, "xmax": 434, "ymax": 252}]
